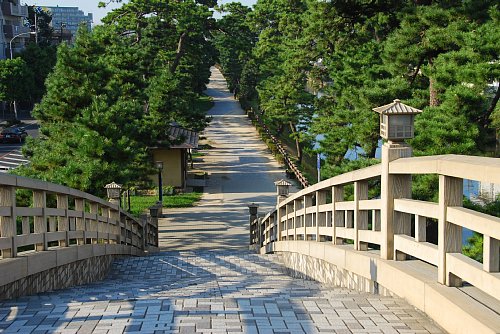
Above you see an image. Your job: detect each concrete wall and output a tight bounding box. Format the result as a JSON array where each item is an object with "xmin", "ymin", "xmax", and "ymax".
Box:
[
  {"xmin": 0, "ymin": 255, "xmax": 115, "ymax": 300},
  {"xmin": 265, "ymin": 241, "xmax": 500, "ymax": 334},
  {"xmin": 0, "ymin": 244, "xmax": 146, "ymax": 300}
]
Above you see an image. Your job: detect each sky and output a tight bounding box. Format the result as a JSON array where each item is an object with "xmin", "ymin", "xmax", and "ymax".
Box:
[
  {"xmin": 26, "ymin": 1, "xmax": 128, "ymax": 25},
  {"xmin": 26, "ymin": 0, "xmax": 257, "ymax": 25}
]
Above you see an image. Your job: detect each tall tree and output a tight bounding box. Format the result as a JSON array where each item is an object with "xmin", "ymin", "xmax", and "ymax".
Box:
[
  {"xmin": 213, "ymin": 3, "xmax": 255, "ymax": 94},
  {"xmin": 18, "ymin": 0, "xmax": 216, "ymax": 196},
  {"xmin": 27, "ymin": 5, "xmax": 54, "ymax": 46},
  {"xmin": 0, "ymin": 58, "xmax": 34, "ymax": 118}
]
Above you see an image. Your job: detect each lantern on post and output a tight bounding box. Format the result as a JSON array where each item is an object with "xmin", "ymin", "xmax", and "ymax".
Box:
[
  {"xmin": 375, "ymin": 99, "xmax": 422, "ymax": 261},
  {"xmin": 373, "ymin": 99, "xmax": 422, "ymax": 143},
  {"xmin": 248, "ymin": 203, "xmax": 259, "ymax": 216},
  {"xmin": 274, "ymin": 179, "xmax": 292, "ymax": 205},
  {"xmin": 248, "ymin": 203, "xmax": 259, "ymax": 246},
  {"xmin": 155, "ymin": 161, "xmax": 164, "ymax": 202},
  {"xmin": 105, "ymin": 182, "xmax": 122, "ymax": 206}
]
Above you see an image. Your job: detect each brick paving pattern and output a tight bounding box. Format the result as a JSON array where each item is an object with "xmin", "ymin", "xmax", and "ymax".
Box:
[{"xmin": 0, "ymin": 251, "xmax": 444, "ymax": 334}]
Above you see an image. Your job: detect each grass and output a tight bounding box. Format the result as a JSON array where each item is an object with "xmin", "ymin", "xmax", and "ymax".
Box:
[
  {"xmin": 128, "ymin": 192, "xmax": 203, "ymax": 217},
  {"xmin": 194, "ymin": 94, "xmax": 214, "ymax": 114}
]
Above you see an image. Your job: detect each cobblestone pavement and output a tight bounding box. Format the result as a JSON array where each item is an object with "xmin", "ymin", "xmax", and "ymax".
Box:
[{"xmin": 0, "ymin": 251, "xmax": 444, "ymax": 334}]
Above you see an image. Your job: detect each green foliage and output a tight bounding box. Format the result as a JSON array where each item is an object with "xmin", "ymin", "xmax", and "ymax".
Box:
[
  {"xmin": 213, "ymin": 3, "xmax": 256, "ymax": 94},
  {"xmin": 463, "ymin": 232, "xmax": 483, "ymax": 263},
  {"xmin": 0, "ymin": 58, "xmax": 34, "ymax": 110},
  {"xmin": 17, "ymin": 0, "xmax": 216, "ymax": 198},
  {"xmin": 28, "ymin": 6, "xmax": 54, "ymax": 46},
  {"xmin": 217, "ymin": 0, "xmax": 499, "ymax": 177},
  {"xmin": 129, "ymin": 192, "xmax": 202, "ymax": 216},
  {"xmin": 19, "ymin": 43, "xmax": 57, "ymax": 103}
]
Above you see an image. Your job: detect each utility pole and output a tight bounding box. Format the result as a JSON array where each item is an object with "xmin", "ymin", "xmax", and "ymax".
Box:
[
  {"xmin": 34, "ymin": 7, "xmax": 38, "ymax": 44},
  {"xmin": 59, "ymin": 22, "xmax": 66, "ymax": 43}
]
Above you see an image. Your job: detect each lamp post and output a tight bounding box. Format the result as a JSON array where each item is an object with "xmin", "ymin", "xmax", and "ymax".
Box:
[
  {"xmin": 155, "ymin": 161, "xmax": 164, "ymax": 202},
  {"xmin": 9, "ymin": 31, "xmax": 35, "ymax": 120},
  {"xmin": 9, "ymin": 32, "xmax": 34, "ymax": 60}
]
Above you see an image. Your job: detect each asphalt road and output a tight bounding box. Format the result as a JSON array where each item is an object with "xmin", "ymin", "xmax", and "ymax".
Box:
[{"xmin": 0, "ymin": 120, "xmax": 38, "ymax": 173}]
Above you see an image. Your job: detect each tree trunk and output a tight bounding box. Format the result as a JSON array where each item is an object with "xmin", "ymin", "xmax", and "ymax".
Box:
[
  {"xmin": 429, "ymin": 77, "xmax": 439, "ymax": 107},
  {"xmin": 428, "ymin": 58, "xmax": 440, "ymax": 107},
  {"xmin": 170, "ymin": 32, "xmax": 188, "ymax": 73},
  {"xmin": 289, "ymin": 121, "xmax": 302, "ymax": 164},
  {"xmin": 484, "ymin": 85, "xmax": 500, "ymax": 128}
]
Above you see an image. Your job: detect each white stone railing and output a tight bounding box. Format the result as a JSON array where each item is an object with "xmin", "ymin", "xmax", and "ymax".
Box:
[
  {"xmin": 254, "ymin": 151, "xmax": 500, "ymax": 301},
  {"xmin": 0, "ymin": 173, "xmax": 158, "ymax": 260}
]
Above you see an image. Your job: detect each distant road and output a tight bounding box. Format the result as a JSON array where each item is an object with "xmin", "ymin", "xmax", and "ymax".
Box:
[{"xmin": 0, "ymin": 120, "xmax": 39, "ymax": 173}]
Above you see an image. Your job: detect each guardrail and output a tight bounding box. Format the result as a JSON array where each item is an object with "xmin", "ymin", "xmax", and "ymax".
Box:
[
  {"xmin": 253, "ymin": 152, "xmax": 500, "ymax": 301},
  {"xmin": 0, "ymin": 173, "xmax": 158, "ymax": 260},
  {"xmin": 250, "ymin": 110, "xmax": 309, "ymax": 188}
]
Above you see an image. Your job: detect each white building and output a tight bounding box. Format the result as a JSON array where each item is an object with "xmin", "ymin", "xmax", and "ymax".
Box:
[{"xmin": 0, "ymin": 0, "xmax": 29, "ymax": 59}]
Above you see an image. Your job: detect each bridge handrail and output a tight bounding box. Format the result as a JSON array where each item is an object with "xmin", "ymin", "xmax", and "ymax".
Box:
[
  {"xmin": 255, "ymin": 154, "xmax": 500, "ymax": 302},
  {"xmin": 0, "ymin": 173, "xmax": 158, "ymax": 260}
]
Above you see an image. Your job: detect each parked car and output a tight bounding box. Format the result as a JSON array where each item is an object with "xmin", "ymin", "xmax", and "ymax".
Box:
[{"xmin": 0, "ymin": 127, "xmax": 27, "ymax": 143}]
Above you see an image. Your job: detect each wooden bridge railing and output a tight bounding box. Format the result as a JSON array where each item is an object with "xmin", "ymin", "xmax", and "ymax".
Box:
[
  {"xmin": 253, "ymin": 153, "xmax": 500, "ymax": 301},
  {"xmin": 251, "ymin": 109, "xmax": 310, "ymax": 188},
  {"xmin": 0, "ymin": 174, "xmax": 158, "ymax": 260}
]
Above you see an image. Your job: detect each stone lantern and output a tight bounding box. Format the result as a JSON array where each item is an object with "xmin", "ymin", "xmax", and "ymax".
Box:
[
  {"xmin": 275, "ymin": 179, "xmax": 292, "ymax": 205},
  {"xmin": 105, "ymin": 182, "xmax": 122, "ymax": 206},
  {"xmin": 248, "ymin": 203, "xmax": 259, "ymax": 216},
  {"xmin": 374, "ymin": 99, "xmax": 422, "ymax": 261},
  {"xmin": 373, "ymin": 99, "xmax": 422, "ymax": 142}
]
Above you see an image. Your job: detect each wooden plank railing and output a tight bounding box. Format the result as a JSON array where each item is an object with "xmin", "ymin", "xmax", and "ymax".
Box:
[
  {"xmin": 0, "ymin": 174, "xmax": 158, "ymax": 260},
  {"xmin": 251, "ymin": 110, "xmax": 309, "ymax": 188},
  {"xmin": 253, "ymin": 154, "xmax": 500, "ymax": 301}
]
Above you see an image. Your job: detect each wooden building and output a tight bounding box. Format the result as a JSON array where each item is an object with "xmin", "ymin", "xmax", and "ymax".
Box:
[{"xmin": 150, "ymin": 126, "xmax": 199, "ymax": 189}]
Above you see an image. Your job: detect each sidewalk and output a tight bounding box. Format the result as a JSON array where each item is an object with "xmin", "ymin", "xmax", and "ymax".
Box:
[{"xmin": 158, "ymin": 67, "xmax": 296, "ymax": 251}]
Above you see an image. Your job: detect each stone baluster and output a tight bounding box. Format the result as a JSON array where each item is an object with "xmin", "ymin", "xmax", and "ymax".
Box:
[
  {"xmin": 355, "ymin": 181, "xmax": 369, "ymax": 251},
  {"xmin": 332, "ymin": 185, "xmax": 344, "ymax": 245},
  {"xmin": 0, "ymin": 186, "xmax": 16, "ymax": 258},
  {"xmin": 57, "ymin": 194, "xmax": 69, "ymax": 247},
  {"xmin": 438, "ymin": 175, "xmax": 463, "ymax": 286},
  {"xmin": 33, "ymin": 190, "xmax": 47, "ymax": 251}
]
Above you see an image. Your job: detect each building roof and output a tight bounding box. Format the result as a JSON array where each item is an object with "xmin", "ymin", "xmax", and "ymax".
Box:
[
  {"xmin": 372, "ymin": 99, "xmax": 422, "ymax": 115},
  {"xmin": 168, "ymin": 126, "xmax": 199, "ymax": 149}
]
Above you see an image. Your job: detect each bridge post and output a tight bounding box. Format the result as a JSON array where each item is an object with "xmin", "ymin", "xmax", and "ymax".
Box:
[
  {"xmin": 56, "ymin": 194, "xmax": 69, "ymax": 247},
  {"xmin": 304, "ymin": 195, "xmax": 313, "ymax": 240},
  {"xmin": 354, "ymin": 181, "xmax": 369, "ymax": 250},
  {"xmin": 75, "ymin": 199, "xmax": 85, "ymax": 245},
  {"xmin": 438, "ymin": 175, "xmax": 463, "ymax": 286},
  {"xmin": 248, "ymin": 203, "xmax": 258, "ymax": 246},
  {"xmin": 90, "ymin": 202, "xmax": 99, "ymax": 244},
  {"xmin": 315, "ymin": 190, "xmax": 327, "ymax": 242},
  {"xmin": 375, "ymin": 100, "xmax": 421, "ymax": 260},
  {"xmin": 0, "ymin": 186, "xmax": 16, "ymax": 258},
  {"xmin": 332, "ymin": 185, "xmax": 344, "ymax": 245},
  {"xmin": 110, "ymin": 208, "xmax": 120, "ymax": 244},
  {"xmin": 274, "ymin": 180, "xmax": 291, "ymax": 242},
  {"xmin": 380, "ymin": 143, "xmax": 412, "ymax": 260},
  {"xmin": 33, "ymin": 190, "xmax": 48, "ymax": 251}
]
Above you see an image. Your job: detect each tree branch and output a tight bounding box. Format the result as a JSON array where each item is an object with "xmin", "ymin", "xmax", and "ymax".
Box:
[
  {"xmin": 483, "ymin": 84, "xmax": 500, "ymax": 128},
  {"xmin": 410, "ymin": 57, "xmax": 424, "ymax": 86},
  {"xmin": 170, "ymin": 31, "xmax": 188, "ymax": 73}
]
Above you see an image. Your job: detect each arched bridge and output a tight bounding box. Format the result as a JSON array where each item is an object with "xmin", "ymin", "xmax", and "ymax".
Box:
[
  {"xmin": 0, "ymin": 68, "xmax": 499, "ymax": 334},
  {"xmin": 0, "ymin": 173, "xmax": 159, "ymax": 299},
  {"xmin": 252, "ymin": 152, "xmax": 500, "ymax": 334}
]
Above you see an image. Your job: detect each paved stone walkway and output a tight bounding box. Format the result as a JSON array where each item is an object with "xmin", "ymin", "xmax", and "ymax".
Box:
[
  {"xmin": 0, "ymin": 251, "xmax": 443, "ymax": 333},
  {"xmin": 158, "ymin": 67, "xmax": 295, "ymax": 251},
  {"xmin": 0, "ymin": 68, "xmax": 445, "ymax": 334}
]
